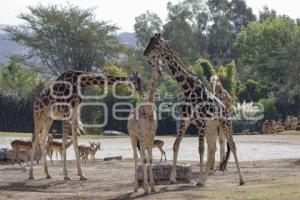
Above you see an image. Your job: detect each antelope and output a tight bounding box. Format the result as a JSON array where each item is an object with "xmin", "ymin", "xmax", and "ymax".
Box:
[
  {"xmin": 46, "ymin": 135, "xmax": 73, "ymax": 163},
  {"xmin": 78, "ymin": 142, "xmax": 101, "ymax": 165},
  {"xmin": 153, "ymin": 139, "xmax": 167, "ymax": 162},
  {"xmin": 11, "ymin": 139, "xmax": 40, "ymax": 166}
]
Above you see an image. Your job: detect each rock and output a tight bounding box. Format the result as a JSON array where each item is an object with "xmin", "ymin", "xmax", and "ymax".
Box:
[
  {"xmin": 137, "ymin": 164, "xmax": 192, "ymax": 185},
  {"xmin": 0, "ymin": 148, "xmax": 9, "ymax": 160},
  {"xmin": 104, "ymin": 156, "xmax": 122, "ymax": 161},
  {"xmin": 0, "ymin": 148, "xmax": 42, "ymax": 163}
]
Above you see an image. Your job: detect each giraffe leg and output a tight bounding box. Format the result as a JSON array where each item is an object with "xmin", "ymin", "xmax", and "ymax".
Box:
[
  {"xmin": 147, "ymin": 147, "xmax": 156, "ymax": 193},
  {"xmin": 169, "ymin": 119, "xmax": 190, "ymax": 184},
  {"xmin": 158, "ymin": 147, "xmax": 163, "ymax": 163},
  {"xmin": 218, "ymin": 126, "xmax": 226, "ymax": 171},
  {"xmin": 222, "ymin": 124, "xmax": 245, "ymax": 185},
  {"xmin": 210, "ymin": 127, "xmax": 217, "ymax": 172},
  {"xmin": 159, "ymin": 147, "xmax": 167, "ymax": 163},
  {"xmin": 130, "ymin": 136, "xmax": 139, "ymax": 192},
  {"xmin": 139, "ymin": 139, "xmax": 150, "ymax": 195},
  {"xmin": 198, "ymin": 130, "xmax": 205, "ymax": 182},
  {"xmin": 71, "ymin": 116, "xmax": 86, "ymax": 181},
  {"xmin": 29, "ymin": 121, "xmax": 42, "ymax": 180},
  {"xmin": 41, "ymin": 131, "xmax": 51, "ymax": 179},
  {"xmin": 197, "ymin": 120, "xmax": 218, "ymax": 186},
  {"xmin": 62, "ymin": 120, "xmax": 70, "ymax": 181}
]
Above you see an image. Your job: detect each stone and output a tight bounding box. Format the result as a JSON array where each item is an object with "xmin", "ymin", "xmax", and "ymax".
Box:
[
  {"xmin": 0, "ymin": 148, "xmax": 42, "ymax": 163},
  {"xmin": 137, "ymin": 164, "xmax": 192, "ymax": 185},
  {"xmin": 104, "ymin": 156, "xmax": 122, "ymax": 161},
  {"xmin": 0, "ymin": 148, "xmax": 9, "ymax": 160}
]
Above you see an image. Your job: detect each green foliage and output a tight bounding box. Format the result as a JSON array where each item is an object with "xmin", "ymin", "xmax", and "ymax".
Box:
[
  {"xmin": 238, "ymin": 79, "xmax": 268, "ymax": 102},
  {"xmin": 207, "ymin": 0, "xmax": 256, "ymax": 65},
  {"xmin": 134, "ymin": 11, "xmax": 162, "ymax": 48},
  {"xmin": 158, "ymin": 74, "xmax": 181, "ymax": 101},
  {"xmin": 0, "ymin": 57, "xmax": 38, "ymax": 99},
  {"xmin": 4, "ymin": 4, "xmax": 120, "ymax": 75},
  {"xmin": 259, "ymin": 97, "xmax": 279, "ymax": 120},
  {"xmin": 236, "ymin": 15, "xmax": 300, "ymax": 112},
  {"xmin": 189, "ymin": 58, "xmax": 216, "ymax": 86}
]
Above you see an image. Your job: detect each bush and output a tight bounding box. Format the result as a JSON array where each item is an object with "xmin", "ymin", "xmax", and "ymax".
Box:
[{"xmin": 259, "ymin": 97, "xmax": 279, "ymax": 120}]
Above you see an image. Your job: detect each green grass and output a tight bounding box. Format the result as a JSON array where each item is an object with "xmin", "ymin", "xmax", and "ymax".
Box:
[
  {"xmin": 275, "ymin": 130, "xmax": 300, "ymax": 136},
  {"xmin": 1, "ymin": 130, "xmax": 299, "ymax": 139},
  {"xmin": 0, "ymin": 132, "xmax": 31, "ymax": 138},
  {"xmin": 0, "ymin": 131, "xmax": 126, "ymax": 140}
]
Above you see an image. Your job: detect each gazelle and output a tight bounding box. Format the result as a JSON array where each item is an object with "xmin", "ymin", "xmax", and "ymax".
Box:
[
  {"xmin": 11, "ymin": 139, "xmax": 40, "ymax": 166},
  {"xmin": 78, "ymin": 142, "xmax": 101, "ymax": 164},
  {"xmin": 153, "ymin": 139, "xmax": 167, "ymax": 163},
  {"xmin": 46, "ymin": 135, "xmax": 73, "ymax": 163}
]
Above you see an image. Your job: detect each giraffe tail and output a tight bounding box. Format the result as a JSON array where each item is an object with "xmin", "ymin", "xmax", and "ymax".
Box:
[{"xmin": 219, "ymin": 142, "xmax": 230, "ymax": 171}]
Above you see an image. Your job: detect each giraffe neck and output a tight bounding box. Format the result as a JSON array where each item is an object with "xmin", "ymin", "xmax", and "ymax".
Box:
[
  {"xmin": 160, "ymin": 45, "xmax": 206, "ymax": 96},
  {"xmin": 146, "ymin": 63, "xmax": 159, "ymax": 103}
]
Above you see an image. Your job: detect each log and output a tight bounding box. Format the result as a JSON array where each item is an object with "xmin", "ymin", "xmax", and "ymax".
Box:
[
  {"xmin": 137, "ymin": 164, "xmax": 192, "ymax": 185},
  {"xmin": 104, "ymin": 156, "xmax": 122, "ymax": 161}
]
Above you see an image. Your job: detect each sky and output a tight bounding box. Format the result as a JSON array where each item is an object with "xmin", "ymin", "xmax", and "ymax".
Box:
[{"xmin": 0, "ymin": 0, "xmax": 299, "ymax": 32}]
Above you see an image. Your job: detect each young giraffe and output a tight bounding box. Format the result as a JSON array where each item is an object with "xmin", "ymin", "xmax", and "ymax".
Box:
[
  {"xmin": 209, "ymin": 75, "xmax": 233, "ymax": 171},
  {"xmin": 143, "ymin": 34, "xmax": 245, "ymax": 186},
  {"xmin": 29, "ymin": 70, "xmax": 142, "ymax": 180},
  {"xmin": 127, "ymin": 59, "xmax": 161, "ymax": 194}
]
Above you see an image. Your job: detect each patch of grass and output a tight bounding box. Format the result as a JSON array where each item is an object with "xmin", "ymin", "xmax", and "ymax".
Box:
[
  {"xmin": 0, "ymin": 132, "xmax": 31, "ymax": 138},
  {"xmin": 275, "ymin": 130, "xmax": 300, "ymax": 136}
]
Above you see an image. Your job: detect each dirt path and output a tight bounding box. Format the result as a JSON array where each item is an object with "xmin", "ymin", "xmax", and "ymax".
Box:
[
  {"xmin": 1, "ymin": 134, "xmax": 300, "ymax": 161},
  {"xmin": 0, "ymin": 158, "xmax": 300, "ymax": 200}
]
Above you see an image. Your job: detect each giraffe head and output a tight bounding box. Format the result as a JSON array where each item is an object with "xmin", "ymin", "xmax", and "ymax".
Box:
[
  {"xmin": 143, "ymin": 33, "xmax": 164, "ymax": 57},
  {"xmin": 210, "ymin": 75, "xmax": 221, "ymax": 94},
  {"xmin": 129, "ymin": 71, "xmax": 143, "ymax": 96}
]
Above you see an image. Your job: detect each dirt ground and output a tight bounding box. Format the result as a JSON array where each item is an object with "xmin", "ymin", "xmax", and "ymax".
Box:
[{"xmin": 0, "ymin": 158, "xmax": 300, "ymax": 200}]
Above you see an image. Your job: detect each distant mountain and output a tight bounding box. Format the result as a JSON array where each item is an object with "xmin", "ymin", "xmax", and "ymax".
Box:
[
  {"xmin": 0, "ymin": 31, "xmax": 28, "ymax": 64},
  {"xmin": 117, "ymin": 32, "xmax": 137, "ymax": 48},
  {"xmin": 0, "ymin": 30, "xmax": 137, "ymax": 64}
]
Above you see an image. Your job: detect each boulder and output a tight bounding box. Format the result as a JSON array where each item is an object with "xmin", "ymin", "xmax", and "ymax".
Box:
[
  {"xmin": 0, "ymin": 148, "xmax": 9, "ymax": 160},
  {"xmin": 104, "ymin": 156, "xmax": 122, "ymax": 161},
  {"xmin": 137, "ymin": 164, "xmax": 192, "ymax": 185},
  {"xmin": 0, "ymin": 148, "xmax": 42, "ymax": 163}
]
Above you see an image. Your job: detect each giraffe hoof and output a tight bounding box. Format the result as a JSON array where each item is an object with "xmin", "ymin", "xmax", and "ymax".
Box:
[
  {"xmin": 240, "ymin": 180, "xmax": 246, "ymax": 185},
  {"xmin": 80, "ymin": 176, "xmax": 87, "ymax": 181},
  {"xmin": 151, "ymin": 187, "xmax": 156, "ymax": 193},
  {"xmin": 28, "ymin": 176, "xmax": 35, "ymax": 180},
  {"xmin": 64, "ymin": 176, "xmax": 71, "ymax": 181},
  {"xmin": 46, "ymin": 174, "xmax": 52, "ymax": 179},
  {"xmin": 196, "ymin": 181, "xmax": 205, "ymax": 187},
  {"xmin": 169, "ymin": 179, "xmax": 177, "ymax": 185},
  {"xmin": 143, "ymin": 190, "xmax": 150, "ymax": 195},
  {"xmin": 134, "ymin": 187, "xmax": 138, "ymax": 192}
]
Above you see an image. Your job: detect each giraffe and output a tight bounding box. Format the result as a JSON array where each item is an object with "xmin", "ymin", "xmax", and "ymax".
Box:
[
  {"xmin": 143, "ymin": 34, "xmax": 245, "ymax": 186},
  {"xmin": 209, "ymin": 74, "xmax": 233, "ymax": 171},
  {"xmin": 127, "ymin": 59, "xmax": 161, "ymax": 194},
  {"xmin": 29, "ymin": 70, "xmax": 142, "ymax": 180}
]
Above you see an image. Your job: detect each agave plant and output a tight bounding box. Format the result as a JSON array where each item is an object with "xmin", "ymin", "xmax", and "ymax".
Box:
[{"xmin": 230, "ymin": 101, "xmax": 264, "ymax": 121}]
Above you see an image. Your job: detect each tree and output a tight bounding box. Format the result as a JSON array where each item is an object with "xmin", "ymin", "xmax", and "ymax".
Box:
[
  {"xmin": 4, "ymin": 4, "xmax": 120, "ymax": 76},
  {"xmin": 207, "ymin": 0, "xmax": 255, "ymax": 65},
  {"xmin": 259, "ymin": 6, "xmax": 276, "ymax": 22},
  {"xmin": 163, "ymin": 0, "xmax": 209, "ymax": 64},
  {"xmin": 189, "ymin": 58, "xmax": 216, "ymax": 86},
  {"xmin": 236, "ymin": 16, "xmax": 300, "ymax": 113},
  {"xmin": 134, "ymin": 11, "xmax": 162, "ymax": 48},
  {"xmin": 0, "ymin": 56, "xmax": 38, "ymax": 99}
]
